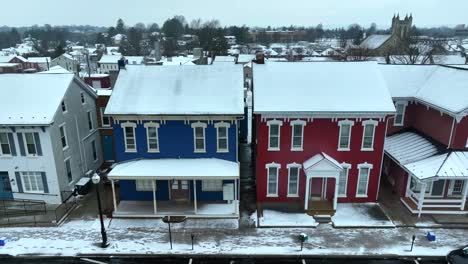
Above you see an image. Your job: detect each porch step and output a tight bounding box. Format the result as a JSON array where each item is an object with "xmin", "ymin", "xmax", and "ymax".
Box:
[{"xmin": 313, "ymin": 215, "xmax": 333, "ymax": 223}]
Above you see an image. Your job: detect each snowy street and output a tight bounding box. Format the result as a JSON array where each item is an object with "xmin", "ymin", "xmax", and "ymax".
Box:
[{"xmin": 0, "ymin": 218, "xmax": 466, "ymax": 258}]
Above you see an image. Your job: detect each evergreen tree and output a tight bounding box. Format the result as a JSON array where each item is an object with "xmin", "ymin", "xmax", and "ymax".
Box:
[
  {"xmin": 162, "ymin": 17, "xmax": 184, "ymax": 38},
  {"xmin": 54, "ymin": 43, "xmax": 65, "ymax": 59},
  {"xmin": 116, "ymin": 18, "xmax": 125, "ymax": 34}
]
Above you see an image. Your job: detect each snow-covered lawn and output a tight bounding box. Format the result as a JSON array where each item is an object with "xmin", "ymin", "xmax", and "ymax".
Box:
[
  {"xmin": 332, "ymin": 203, "xmax": 395, "ymax": 228},
  {"xmin": 254, "ymin": 210, "xmax": 319, "ymax": 227}
]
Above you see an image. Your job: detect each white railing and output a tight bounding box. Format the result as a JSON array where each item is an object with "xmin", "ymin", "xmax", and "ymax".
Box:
[{"xmin": 408, "ymin": 191, "xmax": 463, "ymax": 209}]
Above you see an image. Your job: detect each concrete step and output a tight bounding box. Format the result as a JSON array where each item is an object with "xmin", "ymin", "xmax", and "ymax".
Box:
[{"xmin": 313, "ymin": 215, "xmax": 333, "ymax": 224}]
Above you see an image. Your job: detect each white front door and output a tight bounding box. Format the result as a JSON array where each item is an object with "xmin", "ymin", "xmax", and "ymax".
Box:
[{"xmin": 430, "ymin": 180, "xmax": 446, "ymax": 197}]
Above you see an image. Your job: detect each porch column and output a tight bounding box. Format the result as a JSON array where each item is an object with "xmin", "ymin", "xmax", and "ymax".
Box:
[
  {"xmin": 152, "ymin": 180, "xmax": 157, "ymax": 214},
  {"xmin": 234, "ymin": 178, "xmax": 238, "ymax": 214},
  {"xmin": 461, "ymin": 179, "xmax": 468, "ymax": 210},
  {"xmin": 111, "ymin": 179, "xmax": 117, "ymax": 213},
  {"xmin": 418, "ymin": 182, "xmax": 427, "ymax": 218},
  {"xmin": 304, "ymin": 177, "xmax": 311, "ymax": 210},
  {"xmin": 193, "ymin": 180, "xmax": 198, "ymax": 214},
  {"xmin": 333, "ymin": 177, "xmax": 339, "ymax": 210},
  {"xmin": 405, "ymin": 174, "xmax": 412, "ymax": 197}
]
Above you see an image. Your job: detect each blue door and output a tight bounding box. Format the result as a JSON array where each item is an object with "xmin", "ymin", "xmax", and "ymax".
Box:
[
  {"xmin": 103, "ymin": 136, "xmax": 114, "ymax": 161},
  {"xmin": 0, "ymin": 172, "xmax": 13, "ymax": 199}
]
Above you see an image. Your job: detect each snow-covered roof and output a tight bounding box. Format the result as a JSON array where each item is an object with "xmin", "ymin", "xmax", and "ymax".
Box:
[
  {"xmin": 405, "ymin": 152, "xmax": 468, "ymax": 180},
  {"xmin": 0, "ymin": 55, "xmax": 15, "ymax": 63},
  {"xmin": 99, "ymin": 55, "xmax": 122, "ymax": 64},
  {"xmin": 213, "ymin": 56, "xmax": 236, "ymax": 63},
  {"xmin": 253, "ymin": 62, "xmax": 396, "ymax": 114},
  {"xmin": 158, "ymin": 56, "xmax": 196, "ymax": 66},
  {"xmin": 385, "ymin": 132, "xmax": 439, "ymax": 165},
  {"xmin": 27, "ymin": 57, "xmax": 51, "ymax": 63},
  {"xmin": 0, "ymin": 63, "xmax": 19, "ymax": 67},
  {"xmin": 38, "ymin": 65, "xmax": 70, "ymax": 74},
  {"xmin": 303, "ymin": 152, "xmax": 343, "ymax": 171},
  {"xmin": 107, "ymin": 158, "xmax": 239, "ymax": 180},
  {"xmin": 125, "ymin": 56, "xmax": 144, "ymax": 65},
  {"xmin": 237, "ymin": 54, "xmax": 255, "ymax": 64},
  {"xmin": 0, "ymin": 74, "xmax": 75, "ymax": 125},
  {"xmin": 105, "ymin": 65, "xmax": 244, "ymax": 116},
  {"xmin": 361, "ymin": 34, "xmax": 392, "ymax": 49},
  {"xmin": 380, "ymin": 65, "xmax": 468, "ymax": 115},
  {"xmin": 95, "ymin": 88, "xmax": 112, "ymax": 96}
]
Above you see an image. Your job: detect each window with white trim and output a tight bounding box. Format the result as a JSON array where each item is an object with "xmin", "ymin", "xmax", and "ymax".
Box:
[
  {"xmin": 394, "ymin": 102, "xmax": 407, "ymax": 126},
  {"xmin": 215, "ymin": 122, "xmax": 230, "ymax": 152},
  {"xmin": 202, "ymin": 180, "xmax": 223, "ymax": 191},
  {"xmin": 65, "ymin": 158, "xmax": 72, "ymax": 183},
  {"xmin": 122, "ymin": 122, "xmax": 137, "ymax": 152},
  {"xmin": 59, "ymin": 124, "xmax": 68, "ymax": 149},
  {"xmin": 21, "ymin": 172, "xmax": 44, "ymax": 193},
  {"xmin": 410, "ymin": 178, "xmax": 431, "ymax": 194},
  {"xmin": 361, "ymin": 120, "xmax": 378, "ymax": 151},
  {"xmin": 449, "ymin": 180, "xmax": 465, "ymax": 196},
  {"xmin": 338, "ymin": 163, "xmax": 351, "ymax": 197},
  {"xmin": 338, "ymin": 120, "xmax": 354, "ymax": 151},
  {"xmin": 191, "ymin": 122, "xmax": 207, "ymax": 153},
  {"xmin": 136, "ymin": 180, "xmax": 154, "ymax": 191},
  {"xmin": 356, "ymin": 163, "xmax": 372, "ymax": 197},
  {"xmin": 144, "ymin": 123, "xmax": 160, "ymax": 153},
  {"xmin": 290, "ymin": 120, "xmax": 306, "ymax": 151},
  {"xmin": 287, "ymin": 164, "xmax": 301, "ymax": 197},
  {"xmin": 23, "ymin": 132, "xmax": 38, "ymax": 156},
  {"xmin": 0, "ymin": 132, "xmax": 12, "ymax": 156},
  {"xmin": 87, "ymin": 111, "xmax": 93, "ymax": 131},
  {"xmin": 100, "ymin": 107, "xmax": 110, "ymax": 127},
  {"xmin": 266, "ymin": 163, "xmax": 280, "ymax": 197},
  {"xmin": 267, "ymin": 120, "xmax": 283, "ymax": 151},
  {"xmin": 61, "ymin": 101, "xmax": 67, "ymax": 113}
]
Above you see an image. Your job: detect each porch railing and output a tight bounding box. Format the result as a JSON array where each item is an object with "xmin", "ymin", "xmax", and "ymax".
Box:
[{"xmin": 408, "ymin": 190, "xmax": 464, "ymax": 209}]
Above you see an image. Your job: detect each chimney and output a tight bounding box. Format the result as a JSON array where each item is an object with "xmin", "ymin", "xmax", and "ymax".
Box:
[
  {"xmin": 254, "ymin": 52, "xmax": 265, "ymax": 64},
  {"xmin": 154, "ymin": 40, "xmax": 161, "ymax": 61}
]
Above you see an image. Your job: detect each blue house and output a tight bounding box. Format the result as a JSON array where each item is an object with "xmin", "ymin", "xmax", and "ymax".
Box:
[{"xmin": 105, "ymin": 65, "xmax": 244, "ymax": 218}]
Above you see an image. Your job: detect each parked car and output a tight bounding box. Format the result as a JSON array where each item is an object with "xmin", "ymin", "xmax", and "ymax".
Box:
[{"xmin": 447, "ymin": 246, "xmax": 468, "ymax": 264}]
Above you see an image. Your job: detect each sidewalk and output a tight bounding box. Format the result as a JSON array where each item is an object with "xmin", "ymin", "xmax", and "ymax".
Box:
[{"xmin": 0, "ymin": 218, "xmax": 466, "ymax": 257}]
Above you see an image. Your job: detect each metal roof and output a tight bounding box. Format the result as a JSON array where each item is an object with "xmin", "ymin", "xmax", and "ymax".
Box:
[
  {"xmin": 385, "ymin": 132, "xmax": 439, "ymax": 165},
  {"xmin": 404, "ymin": 151, "xmax": 468, "ymax": 180}
]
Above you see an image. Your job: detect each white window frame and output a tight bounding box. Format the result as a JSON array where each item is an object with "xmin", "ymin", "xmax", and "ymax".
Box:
[
  {"xmin": 91, "ymin": 140, "xmax": 98, "ymax": 162},
  {"xmin": 144, "ymin": 122, "xmax": 160, "ymax": 153},
  {"xmin": 394, "ymin": 102, "xmax": 407, "ymax": 126},
  {"xmin": 337, "ymin": 120, "xmax": 354, "ymax": 151},
  {"xmin": 361, "ymin": 120, "xmax": 378, "ymax": 151},
  {"xmin": 65, "ymin": 158, "xmax": 73, "ymax": 184},
  {"xmin": 61, "ymin": 100, "xmax": 67, "ymax": 113},
  {"xmin": 23, "ymin": 132, "xmax": 38, "ymax": 156},
  {"xmin": 20, "ymin": 171, "xmax": 44, "ymax": 194},
  {"xmin": 59, "ymin": 123, "xmax": 68, "ymax": 150},
  {"xmin": 356, "ymin": 163, "xmax": 373, "ymax": 198},
  {"xmin": 100, "ymin": 107, "xmax": 110, "ymax": 127},
  {"xmin": 87, "ymin": 111, "xmax": 94, "ymax": 131},
  {"xmin": 266, "ymin": 163, "xmax": 280, "ymax": 197},
  {"xmin": 267, "ymin": 120, "xmax": 283, "ymax": 151},
  {"xmin": 202, "ymin": 180, "xmax": 223, "ymax": 191},
  {"xmin": 286, "ymin": 163, "xmax": 301, "ymax": 197},
  {"xmin": 0, "ymin": 132, "xmax": 12, "ymax": 156},
  {"xmin": 290, "ymin": 120, "xmax": 306, "ymax": 151},
  {"xmin": 80, "ymin": 92, "xmax": 86, "ymax": 105},
  {"xmin": 136, "ymin": 180, "xmax": 154, "ymax": 191},
  {"xmin": 338, "ymin": 163, "xmax": 351, "ymax": 197},
  {"xmin": 465, "ymin": 138, "xmax": 468, "ymax": 148},
  {"xmin": 191, "ymin": 122, "xmax": 207, "ymax": 153},
  {"xmin": 122, "ymin": 122, "xmax": 137, "ymax": 153},
  {"xmin": 448, "ymin": 180, "xmax": 465, "ymax": 197},
  {"xmin": 215, "ymin": 122, "xmax": 230, "ymax": 153}
]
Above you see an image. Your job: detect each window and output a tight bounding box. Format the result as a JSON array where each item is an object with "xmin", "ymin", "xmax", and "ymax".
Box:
[
  {"xmin": 80, "ymin": 92, "xmax": 85, "ymax": 104},
  {"xmin": 87, "ymin": 111, "xmax": 93, "ymax": 131},
  {"xmin": 59, "ymin": 124, "xmax": 68, "ymax": 149},
  {"xmin": 0, "ymin": 132, "xmax": 12, "ymax": 156},
  {"xmin": 136, "ymin": 180, "xmax": 154, "ymax": 191},
  {"xmin": 356, "ymin": 163, "xmax": 372, "ymax": 197},
  {"xmin": 465, "ymin": 138, "xmax": 468, "ymax": 148},
  {"xmin": 215, "ymin": 122, "xmax": 230, "ymax": 152},
  {"xmin": 100, "ymin": 107, "xmax": 110, "ymax": 127},
  {"xmin": 65, "ymin": 159, "xmax": 72, "ymax": 183},
  {"xmin": 91, "ymin": 140, "xmax": 97, "ymax": 161},
  {"xmin": 290, "ymin": 120, "xmax": 306, "ymax": 151},
  {"xmin": 410, "ymin": 178, "xmax": 431, "ymax": 194},
  {"xmin": 21, "ymin": 172, "xmax": 44, "ymax": 193},
  {"xmin": 267, "ymin": 120, "xmax": 283, "ymax": 151},
  {"xmin": 287, "ymin": 164, "xmax": 301, "ymax": 197},
  {"xmin": 394, "ymin": 102, "xmax": 407, "ymax": 126},
  {"xmin": 449, "ymin": 180, "xmax": 465, "ymax": 196},
  {"xmin": 191, "ymin": 122, "xmax": 207, "ymax": 153},
  {"xmin": 144, "ymin": 123, "xmax": 160, "ymax": 152},
  {"xmin": 202, "ymin": 180, "xmax": 223, "ymax": 191},
  {"xmin": 338, "ymin": 120, "xmax": 354, "ymax": 151},
  {"xmin": 122, "ymin": 122, "xmax": 137, "ymax": 152},
  {"xmin": 61, "ymin": 101, "xmax": 67, "ymax": 113},
  {"xmin": 361, "ymin": 120, "xmax": 378, "ymax": 151},
  {"xmin": 266, "ymin": 163, "xmax": 280, "ymax": 197},
  {"xmin": 24, "ymin": 132, "xmax": 38, "ymax": 156},
  {"xmin": 338, "ymin": 163, "xmax": 351, "ymax": 197}
]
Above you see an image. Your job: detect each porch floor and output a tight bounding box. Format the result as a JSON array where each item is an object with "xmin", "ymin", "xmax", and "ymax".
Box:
[
  {"xmin": 306, "ymin": 200, "xmax": 335, "ymax": 216},
  {"xmin": 113, "ymin": 200, "xmax": 238, "ymax": 218},
  {"xmin": 401, "ymin": 197, "xmax": 468, "ymax": 215}
]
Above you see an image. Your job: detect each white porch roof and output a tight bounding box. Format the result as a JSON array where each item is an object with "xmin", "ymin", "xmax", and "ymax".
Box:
[
  {"xmin": 108, "ymin": 158, "xmax": 239, "ymax": 180},
  {"xmin": 303, "ymin": 152, "xmax": 343, "ymax": 178},
  {"xmin": 405, "ymin": 151, "xmax": 468, "ymax": 180},
  {"xmin": 385, "ymin": 132, "xmax": 439, "ymax": 165}
]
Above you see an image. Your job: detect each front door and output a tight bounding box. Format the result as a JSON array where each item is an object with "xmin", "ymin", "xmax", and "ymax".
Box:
[
  {"xmin": 102, "ymin": 135, "xmax": 114, "ymax": 162},
  {"xmin": 171, "ymin": 180, "xmax": 190, "ymax": 201},
  {"xmin": 310, "ymin": 178, "xmax": 324, "ymax": 200},
  {"xmin": 0, "ymin": 172, "xmax": 13, "ymax": 199},
  {"xmin": 431, "ymin": 180, "xmax": 446, "ymax": 197}
]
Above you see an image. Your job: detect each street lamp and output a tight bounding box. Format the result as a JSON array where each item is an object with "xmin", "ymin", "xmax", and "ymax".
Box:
[{"xmin": 92, "ymin": 173, "xmax": 109, "ymax": 248}]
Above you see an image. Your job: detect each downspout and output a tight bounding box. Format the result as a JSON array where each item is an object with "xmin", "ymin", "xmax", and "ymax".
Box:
[
  {"xmin": 376, "ymin": 116, "xmax": 390, "ymax": 201},
  {"xmin": 447, "ymin": 117, "xmax": 456, "ymax": 149}
]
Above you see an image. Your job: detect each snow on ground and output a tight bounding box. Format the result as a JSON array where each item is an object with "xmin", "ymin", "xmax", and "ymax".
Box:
[
  {"xmin": 332, "ymin": 203, "xmax": 395, "ymax": 228},
  {"xmin": 253, "ymin": 210, "xmax": 319, "ymax": 227}
]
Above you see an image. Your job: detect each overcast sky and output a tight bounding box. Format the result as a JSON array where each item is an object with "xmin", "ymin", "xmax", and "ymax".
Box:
[{"xmin": 2, "ymin": 0, "xmax": 466, "ymax": 28}]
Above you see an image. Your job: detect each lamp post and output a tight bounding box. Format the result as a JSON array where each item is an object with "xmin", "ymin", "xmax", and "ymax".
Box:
[{"xmin": 92, "ymin": 173, "xmax": 109, "ymax": 248}]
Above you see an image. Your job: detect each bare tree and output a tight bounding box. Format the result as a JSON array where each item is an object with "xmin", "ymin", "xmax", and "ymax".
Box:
[
  {"xmin": 343, "ymin": 46, "xmax": 372, "ymax": 61},
  {"xmin": 190, "ymin": 19, "xmax": 203, "ymax": 30}
]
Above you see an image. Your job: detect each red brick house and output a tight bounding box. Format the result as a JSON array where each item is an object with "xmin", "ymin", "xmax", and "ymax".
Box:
[
  {"xmin": 83, "ymin": 74, "xmax": 111, "ymax": 89},
  {"xmin": 381, "ymin": 65, "xmax": 468, "ymax": 216},
  {"xmin": 253, "ymin": 62, "xmax": 395, "ymax": 216},
  {"xmin": 95, "ymin": 89, "xmax": 115, "ymax": 166}
]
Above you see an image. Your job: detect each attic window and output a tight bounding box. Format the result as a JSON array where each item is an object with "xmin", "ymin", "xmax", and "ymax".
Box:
[
  {"xmin": 61, "ymin": 101, "xmax": 67, "ymax": 113},
  {"xmin": 80, "ymin": 92, "xmax": 85, "ymax": 104}
]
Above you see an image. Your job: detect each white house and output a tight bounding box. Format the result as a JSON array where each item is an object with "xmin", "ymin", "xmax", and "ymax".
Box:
[
  {"xmin": 27, "ymin": 57, "xmax": 52, "ymax": 71},
  {"xmin": 51, "ymin": 53, "xmax": 79, "ymax": 73},
  {"xmin": 98, "ymin": 55, "xmax": 144, "ymax": 73},
  {"xmin": 0, "ymin": 73, "xmax": 103, "ymax": 204}
]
